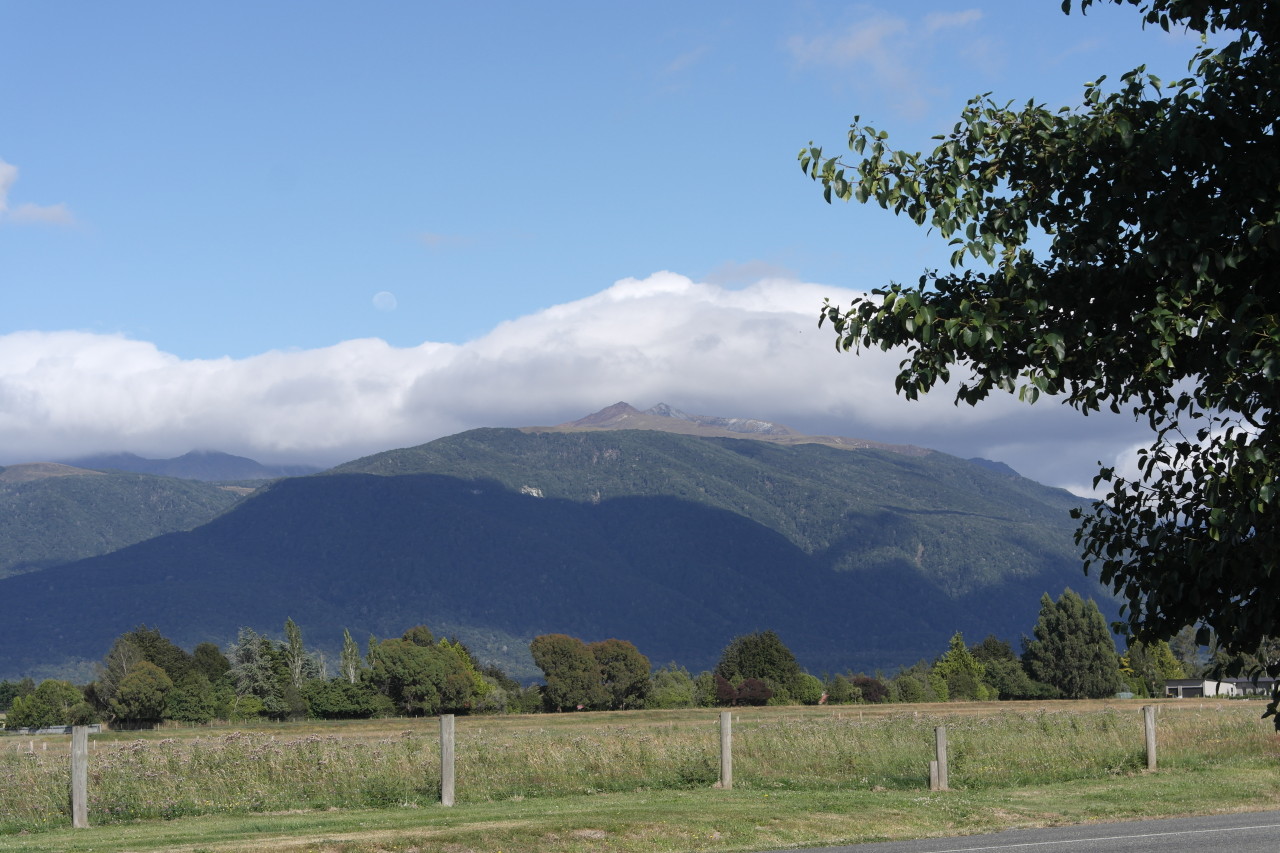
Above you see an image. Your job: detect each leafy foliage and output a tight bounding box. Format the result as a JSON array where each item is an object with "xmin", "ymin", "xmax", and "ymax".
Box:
[
  {"xmin": 283, "ymin": 618, "xmax": 307, "ymax": 690},
  {"xmin": 1024, "ymin": 590, "xmax": 1124, "ymax": 699},
  {"xmin": 1120, "ymin": 638, "xmax": 1186, "ymax": 696},
  {"xmin": 166, "ymin": 672, "xmax": 218, "ymax": 724},
  {"xmin": 0, "ymin": 678, "xmax": 31, "ymax": 713},
  {"xmin": 120, "ymin": 625, "xmax": 195, "ymax": 683},
  {"xmin": 191, "ymin": 642, "xmax": 231, "ymax": 683},
  {"xmin": 933, "ymin": 632, "xmax": 992, "ymax": 701},
  {"xmin": 647, "ymin": 662, "xmax": 697, "ymax": 709},
  {"xmin": 366, "ymin": 626, "xmax": 482, "ymax": 716},
  {"xmin": 801, "ymin": 0, "xmax": 1280, "ymax": 721},
  {"xmin": 970, "ymin": 635, "xmax": 1058, "ymax": 700},
  {"xmin": 227, "ymin": 627, "xmax": 286, "ymax": 718},
  {"xmin": 6, "ymin": 679, "xmax": 90, "ymax": 728},
  {"xmin": 589, "ymin": 638, "xmax": 651, "ymax": 710},
  {"xmin": 888, "ymin": 661, "xmax": 948, "ymax": 703},
  {"xmin": 824, "ymin": 674, "xmax": 859, "ymax": 704},
  {"xmin": 530, "ymin": 634, "xmax": 609, "ymax": 711},
  {"xmin": 733, "ymin": 677, "xmax": 774, "ymax": 706},
  {"xmin": 715, "ymin": 630, "xmax": 805, "ymax": 701},
  {"xmin": 437, "ymin": 637, "xmax": 494, "ymax": 710},
  {"xmin": 339, "ymin": 628, "xmax": 363, "ymax": 684},
  {"xmin": 849, "ymin": 674, "xmax": 888, "ymax": 704},
  {"xmin": 110, "ymin": 661, "xmax": 173, "ymax": 723},
  {"xmin": 302, "ymin": 677, "xmax": 385, "ymax": 719}
]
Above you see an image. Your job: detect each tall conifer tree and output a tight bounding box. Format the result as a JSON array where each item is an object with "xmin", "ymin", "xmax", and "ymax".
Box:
[
  {"xmin": 1023, "ymin": 589, "xmax": 1124, "ymax": 699},
  {"xmin": 340, "ymin": 628, "xmax": 363, "ymax": 685}
]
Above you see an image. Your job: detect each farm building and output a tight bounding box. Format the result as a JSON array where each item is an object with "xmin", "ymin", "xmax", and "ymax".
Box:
[{"xmin": 1164, "ymin": 677, "xmax": 1277, "ymax": 698}]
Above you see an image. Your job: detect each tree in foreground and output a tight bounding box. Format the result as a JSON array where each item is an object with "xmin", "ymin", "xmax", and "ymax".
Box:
[
  {"xmin": 933, "ymin": 632, "xmax": 993, "ymax": 701},
  {"xmin": 227, "ymin": 626, "xmax": 286, "ymax": 719},
  {"xmin": 849, "ymin": 674, "xmax": 888, "ymax": 704},
  {"xmin": 824, "ymin": 674, "xmax": 860, "ymax": 704},
  {"xmin": 589, "ymin": 638, "xmax": 651, "ymax": 710},
  {"xmin": 166, "ymin": 672, "xmax": 218, "ymax": 724},
  {"xmin": 970, "ymin": 635, "xmax": 1057, "ymax": 700},
  {"xmin": 110, "ymin": 661, "xmax": 173, "ymax": 724},
  {"xmin": 1024, "ymin": 590, "xmax": 1124, "ymax": 699},
  {"xmin": 0, "ymin": 679, "xmax": 28, "ymax": 713},
  {"xmin": 714, "ymin": 630, "xmax": 805, "ymax": 702},
  {"xmin": 801, "ymin": 0, "xmax": 1280, "ymax": 722},
  {"xmin": 648, "ymin": 662, "xmax": 697, "ymax": 709},
  {"xmin": 191, "ymin": 642, "xmax": 231, "ymax": 683},
  {"xmin": 1120, "ymin": 639, "xmax": 1186, "ymax": 696},
  {"xmin": 366, "ymin": 626, "xmax": 481, "ymax": 716},
  {"xmin": 530, "ymin": 634, "xmax": 608, "ymax": 711},
  {"xmin": 339, "ymin": 628, "xmax": 364, "ymax": 685},
  {"xmin": 6, "ymin": 679, "xmax": 93, "ymax": 728},
  {"xmin": 889, "ymin": 661, "xmax": 948, "ymax": 703}
]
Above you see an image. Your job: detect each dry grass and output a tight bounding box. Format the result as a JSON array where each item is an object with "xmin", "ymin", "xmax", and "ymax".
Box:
[{"xmin": 1, "ymin": 698, "xmax": 1275, "ymax": 836}]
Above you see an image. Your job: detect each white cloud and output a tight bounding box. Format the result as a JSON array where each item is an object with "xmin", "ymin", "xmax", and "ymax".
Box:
[
  {"xmin": 0, "ymin": 272, "xmax": 1148, "ymax": 492},
  {"xmin": 786, "ymin": 15, "xmax": 907, "ymax": 67},
  {"xmin": 787, "ymin": 14, "xmax": 926, "ymax": 118},
  {"xmin": 0, "ymin": 158, "xmax": 75, "ymax": 226},
  {"xmin": 0, "ymin": 160, "xmax": 17, "ymax": 206},
  {"xmin": 786, "ymin": 8, "xmax": 984, "ymax": 119},
  {"xmin": 9, "ymin": 202, "xmax": 75, "ymax": 225},
  {"xmin": 924, "ymin": 10, "xmax": 983, "ymax": 35},
  {"xmin": 664, "ymin": 45, "xmax": 710, "ymax": 76}
]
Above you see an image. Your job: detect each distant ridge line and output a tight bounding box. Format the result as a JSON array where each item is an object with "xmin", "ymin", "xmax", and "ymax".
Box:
[{"xmin": 529, "ymin": 401, "xmax": 931, "ymax": 456}]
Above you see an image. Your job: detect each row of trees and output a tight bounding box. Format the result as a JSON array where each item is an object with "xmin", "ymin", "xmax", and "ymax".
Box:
[
  {"xmin": 883, "ymin": 590, "xmax": 1186, "ymax": 703},
  {"xmin": 0, "ymin": 621, "xmax": 526, "ymax": 728},
  {"xmin": 527, "ymin": 628, "xmax": 869, "ymax": 711},
  {"xmin": 1, "ymin": 589, "xmax": 1250, "ymax": 727},
  {"xmin": 525, "ymin": 590, "xmax": 1194, "ymax": 710}
]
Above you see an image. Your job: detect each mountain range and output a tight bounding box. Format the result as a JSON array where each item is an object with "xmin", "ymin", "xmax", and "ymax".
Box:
[
  {"xmin": 60, "ymin": 450, "xmax": 321, "ymax": 481},
  {"xmin": 0, "ymin": 403, "xmax": 1111, "ymax": 683}
]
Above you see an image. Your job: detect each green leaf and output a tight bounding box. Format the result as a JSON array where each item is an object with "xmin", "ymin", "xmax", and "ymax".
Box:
[{"xmin": 1044, "ymin": 332, "xmax": 1066, "ymax": 362}]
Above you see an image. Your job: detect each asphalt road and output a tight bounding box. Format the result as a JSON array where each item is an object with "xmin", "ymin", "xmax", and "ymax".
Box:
[{"xmin": 756, "ymin": 810, "xmax": 1280, "ymax": 853}]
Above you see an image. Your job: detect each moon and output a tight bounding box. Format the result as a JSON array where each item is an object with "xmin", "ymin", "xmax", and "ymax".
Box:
[{"xmin": 372, "ymin": 291, "xmax": 398, "ymax": 312}]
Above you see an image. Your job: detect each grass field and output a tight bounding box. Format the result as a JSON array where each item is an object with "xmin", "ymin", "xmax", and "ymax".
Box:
[{"xmin": 2, "ymin": 699, "xmax": 1278, "ymax": 852}]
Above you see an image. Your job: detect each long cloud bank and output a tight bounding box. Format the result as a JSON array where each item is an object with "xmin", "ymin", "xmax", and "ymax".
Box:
[{"xmin": 0, "ymin": 272, "xmax": 1147, "ymax": 494}]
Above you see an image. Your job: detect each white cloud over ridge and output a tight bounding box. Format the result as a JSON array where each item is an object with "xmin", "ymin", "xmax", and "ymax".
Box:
[{"xmin": 0, "ymin": 272, "xmax": 1146, "ymax": 492}]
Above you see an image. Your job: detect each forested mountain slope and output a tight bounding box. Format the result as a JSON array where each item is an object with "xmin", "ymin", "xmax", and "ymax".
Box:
[
  {"xmin": 0, "ymin": 464, "xmax": 244, "ymax": 579},
  {"xmin": 0, "ymin": 427, "xmax": 1106, "ymax": 682},
  {"xmin": 334, "ymin": 426, "xmax": 1087, "ymax": 598}
]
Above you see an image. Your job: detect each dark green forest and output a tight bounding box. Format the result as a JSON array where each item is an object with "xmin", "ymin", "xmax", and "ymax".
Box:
[{"xmin": 0, "ymin": 592, "xmax": 1197, "ymax": 730}]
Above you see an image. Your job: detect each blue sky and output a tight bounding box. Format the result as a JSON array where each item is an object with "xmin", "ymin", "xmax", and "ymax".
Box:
[{"xmin": 0, "ymin": 1, "xmax": 1208, "ymax": 491}]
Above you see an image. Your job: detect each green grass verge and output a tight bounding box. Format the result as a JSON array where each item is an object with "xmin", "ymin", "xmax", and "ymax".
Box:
[{"xmin": 1, "ymin": 766, "xmax": 1278, "ymax": 853}]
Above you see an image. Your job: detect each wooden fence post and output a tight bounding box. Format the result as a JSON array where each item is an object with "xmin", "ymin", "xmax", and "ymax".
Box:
[
  {"xmin": 440, "ymin": 714, "xmax": 456, "ymax": 807},
  {"xmin": 1143, "ymin": 705, "xmax": 1157, "ymax": 771},
  {"xmin": 931, "ymin": 725, "xmax": 949, "ymax": 791},
  {"xmin": 718, "ymin": 711, "xmax": 733, "ymax": 790},
  {"xmin": 71, "ymin": 726, "xmax": 89, "ymax": 829}
]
